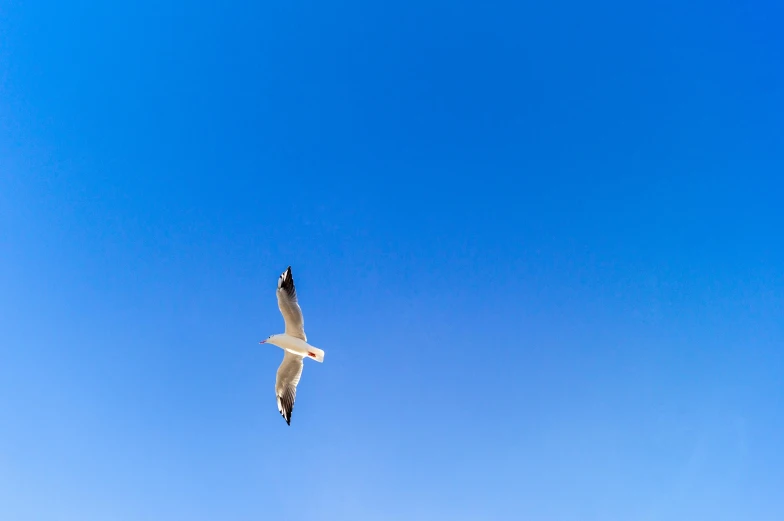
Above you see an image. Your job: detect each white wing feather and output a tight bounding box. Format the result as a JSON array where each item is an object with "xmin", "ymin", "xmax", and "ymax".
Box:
[
  {"xmin": 275, "ymin": 351, "xmax": 304, "ymax": 425},
  {"xmin": 276, "ymin": 266, "xmax": 306, "ymax": 341}
]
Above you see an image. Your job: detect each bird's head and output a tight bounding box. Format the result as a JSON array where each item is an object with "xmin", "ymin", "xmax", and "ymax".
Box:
[{"xmin": 259, "ymin": 334, "xmax": 280, "ymax": 346}]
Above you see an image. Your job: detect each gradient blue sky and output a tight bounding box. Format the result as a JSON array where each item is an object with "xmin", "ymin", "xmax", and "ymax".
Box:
[{"xmin": 1, "ymin": 1, "xmax": 783, "ymax": 520}]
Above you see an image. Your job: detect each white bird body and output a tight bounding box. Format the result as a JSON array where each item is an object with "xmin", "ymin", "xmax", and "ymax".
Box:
[
  {"xmin": 265, "ymin": 334, "xmax": 325, "ymax": 363},
  {"xmin": 260, "ymin": 266, "xmax": 325, "ymax": 425}
]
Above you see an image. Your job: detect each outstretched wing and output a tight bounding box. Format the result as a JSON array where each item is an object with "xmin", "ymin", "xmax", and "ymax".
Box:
[
  {"xmin": 275, "ymin": 351, "xmax": 304, "ymax": 425},
  {"xmin": 276, "ymin": 266, "xmax": 306, "ymax": 341}
]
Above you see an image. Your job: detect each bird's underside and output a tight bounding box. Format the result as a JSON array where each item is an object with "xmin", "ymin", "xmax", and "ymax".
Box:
[{"xmin": 270, "ymin": 266, "xmax": 322, "ymax": 425}]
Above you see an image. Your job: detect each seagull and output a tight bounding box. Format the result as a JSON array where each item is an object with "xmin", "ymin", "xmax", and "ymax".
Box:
[{"xmin": 259, "ymin": 266, "xmax": 325, "ymax": 425}]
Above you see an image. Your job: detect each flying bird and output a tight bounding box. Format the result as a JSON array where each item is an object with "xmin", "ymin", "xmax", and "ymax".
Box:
[{"xmin": 259, "ymin": 266, "xmax": 325, "ymax": 425}]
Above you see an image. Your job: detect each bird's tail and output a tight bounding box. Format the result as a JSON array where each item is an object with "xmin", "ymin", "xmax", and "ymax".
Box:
[{"xmin": 305, "ymin": 346, "xmax": 325, "ymax": 363}]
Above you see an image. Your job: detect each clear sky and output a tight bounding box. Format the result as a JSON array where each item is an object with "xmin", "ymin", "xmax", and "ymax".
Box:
[{"xmin": 1, "ymin": 1, "xmax": 783, "ymax": 520}]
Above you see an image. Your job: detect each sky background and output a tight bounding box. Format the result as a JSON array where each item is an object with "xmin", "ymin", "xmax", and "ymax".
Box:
[{"xmin": 1, "ymin": 1, "xmax": 783, "ymax": 520}]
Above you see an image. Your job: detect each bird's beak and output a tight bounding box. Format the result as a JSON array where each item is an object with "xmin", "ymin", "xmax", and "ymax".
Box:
[{"xmin": 259, "ymin": 340, "xmax": 266, "ymax": 344}]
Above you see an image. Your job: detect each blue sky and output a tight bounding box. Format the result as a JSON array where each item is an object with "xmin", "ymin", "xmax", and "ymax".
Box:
[{"xmin": 1, "ymin": 0, "xmax": 783, "ymax": 519}]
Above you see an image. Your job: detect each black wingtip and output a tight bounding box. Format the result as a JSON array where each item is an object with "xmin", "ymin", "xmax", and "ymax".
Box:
[{"xmin": 279, "ymin": 266, "xmax": 296, "ymax": 297}]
